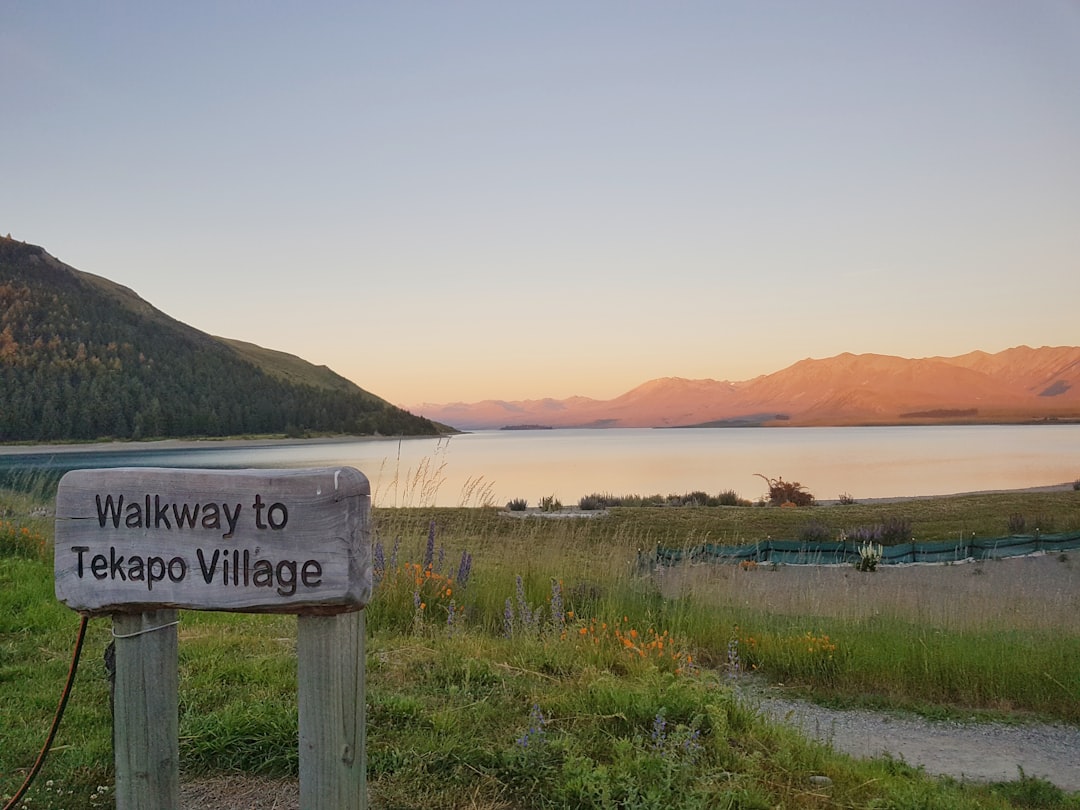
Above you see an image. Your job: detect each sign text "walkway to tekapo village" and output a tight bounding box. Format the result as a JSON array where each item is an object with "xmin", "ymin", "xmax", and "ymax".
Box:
[{"xmin": 54, "ymin": 467, "xmax": 371, "ymax": 616}]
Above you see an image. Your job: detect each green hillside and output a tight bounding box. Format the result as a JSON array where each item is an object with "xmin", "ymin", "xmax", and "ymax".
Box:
[{"xmin": 0, "ymin": 236, "xmax": 447, "ymax": 442}]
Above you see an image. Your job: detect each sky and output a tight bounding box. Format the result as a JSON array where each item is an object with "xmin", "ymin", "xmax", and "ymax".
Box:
[{"xmin": 3, "ymin": 2, "xmax": 1079, "ymax": 408}]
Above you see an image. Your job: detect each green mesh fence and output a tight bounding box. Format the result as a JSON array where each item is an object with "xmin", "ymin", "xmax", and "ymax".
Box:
[{"xmin": 654, "ymin": 531, "xmax": 1080, "ymax": 567}]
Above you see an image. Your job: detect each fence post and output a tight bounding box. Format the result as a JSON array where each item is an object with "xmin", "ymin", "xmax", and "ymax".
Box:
[
  {"xmin": 298, "ymin": 610, "xmax": 367, "ymax": 810},
  {"xmin": 112, "ymin": 609, "xmax": 179, "ymax": 810}
]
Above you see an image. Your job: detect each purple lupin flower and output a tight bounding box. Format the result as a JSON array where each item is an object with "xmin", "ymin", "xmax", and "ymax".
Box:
[
  {"xmin": 515, "ymin": 575, "xmax": 532, "ymax": 628},
  {"xmin": 423, "ymin": 520, "xmax": 436, "ymax": 571},
  {"xmin": 456, "ymin": 551, "xmax": 472, "ymax": 589},
  {"xmin": 516, "ymin": 703, "xmax": 547, "ymax": 748},
  {"xmin": 503, "ymin": 598, "xmax": 514, "ymax": 638},
  {"xmin": 650, "ymin": 713, "xmax": 667, "ymax": 750},
  {"xmin": 372, "ymin": 541, "xmax": 385, "ymax": 584},
  {"xmin": 549, "ymin": 578, "xmax": 564, "ymax": 631}
]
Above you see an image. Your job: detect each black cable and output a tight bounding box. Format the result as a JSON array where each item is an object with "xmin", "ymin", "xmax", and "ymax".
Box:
[{"xmin": 2, "ymin": 615, "xmax": 89, "ymax": 810}]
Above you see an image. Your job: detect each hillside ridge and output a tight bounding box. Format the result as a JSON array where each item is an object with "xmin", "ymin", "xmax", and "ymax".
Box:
[{"xmin": 0, "ymin": 236, "xmax": 445, "ymax": 442}]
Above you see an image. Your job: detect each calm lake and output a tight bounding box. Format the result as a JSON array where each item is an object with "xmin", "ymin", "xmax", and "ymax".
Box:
[{"xmin": 1, "ymin": 425, "xmax": 1077, "ymax": 507}]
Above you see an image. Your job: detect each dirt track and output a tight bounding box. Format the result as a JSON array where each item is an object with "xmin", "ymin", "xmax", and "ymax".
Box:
[
  {"xmin": 662, "ymin": 552, "xmax": 1080, "ymax": 792},
  {"xmin": 747, "ymin": 687, "xmax": 1080, "ymax": 792}
]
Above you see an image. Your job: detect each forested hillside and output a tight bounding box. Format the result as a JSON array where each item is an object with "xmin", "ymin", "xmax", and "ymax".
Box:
[{"xmin": 0, "ymin": 236, "xmax": 444, "ymax": 441}]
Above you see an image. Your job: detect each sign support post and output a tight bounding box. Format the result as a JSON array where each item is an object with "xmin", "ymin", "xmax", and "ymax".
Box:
[
  {"xmin": 298, "ymin": 611, "xmax": 366, "ymax": 809},
  {"xmin": 112, "ymin": 609, "xmax": 180, "ymax": 809}
]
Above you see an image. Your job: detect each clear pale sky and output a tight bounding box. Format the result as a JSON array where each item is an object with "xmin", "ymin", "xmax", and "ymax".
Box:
[{"xmin": 3, "ymin": 2, "xmax": 1078, "ymax": 407}]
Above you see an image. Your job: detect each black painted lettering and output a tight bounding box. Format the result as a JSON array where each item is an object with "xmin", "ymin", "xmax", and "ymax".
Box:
[
  {"xmin": 125, "ymin": 500, "xmax": 143, "ymax": 528},
  {"xmin": 72, "ymin": 546, "xmax": 90, "ymax": 576},
  {"xmin": 154, "ymin": 495, "xmax": 172, "ymax": 530},
  {"xmin": 172, "ymin": 501, "xmax": 199, "ymax": 528},
  {"xmin": 276, "ymin": 559, "xmax": 297, "ymax": 596},
  {"xmin": 196, "ymin": 548, "xmax": 220, "ymax": 583},
  {"xmin": 267, "ymin": 502, "xmax": 288, "ymax": 530},
  {"xmin": 252, "ymin": 558, "xmax": 273, "ymax": 587},
  {"xmin": 129, "ymin": 555, "xmax": 145, "ymax": 581},
  {"xmin": 301, "ymin": 559, "xmax": 322, "ymax": 588},
  {"xmin": 91, "ymin": 554, "xmax": 108, "ymax": 579},
  {"xmin": 168, "ymin": 557, "xmax": 186, "ymax": 582},
  {"xmin": 253, "ymin": 494, "xmax": 267, "ymax": 529},
  {"xmin": 200, "ymin": 502, "xmax": 221, "ymax": 530},
  {"xmin": 146, "ymin": 556, "xmax": 166, "ymax": 590},
  {"xmin": 222, "ymin": 503, "xmax": 241, "ymax": 538},
  {"xmin": 109, "ymin": 546, "xmax": 127, "ymax": 581},
  {"xmin": 95, "ymin": 495, "xmax": 123, "ymax": 528}
]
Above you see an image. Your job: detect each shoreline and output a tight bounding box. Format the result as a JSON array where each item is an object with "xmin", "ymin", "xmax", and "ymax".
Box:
[{"xmin": 0, "ymin": 434, "xmax": 422, "ymax": 457}]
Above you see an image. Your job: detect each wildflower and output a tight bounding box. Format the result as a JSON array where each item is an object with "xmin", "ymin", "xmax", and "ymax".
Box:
[
  {"xmin": 456, "ymin": 550, "xmax": 472, "ymax": 588},
  {"xmin": 516, "ymin": 703, "xmax": 548, "ymax": 748},
  {"xmin": 515, "ymin": 575, "xmax": 533, "ymax": 628},
  {"xmin": 681, "ymin": 727, "xmax": 703, "ymax": 757},
  {"xmin": 650, "ymin": 713, "xmax": 667, "ymax": 750},
  {"xmin": 549, "ymin": 578, "xmax": 564, "ymax": 631},
  {"xmin": 726, "ymin": 626, "xmax": 741, "ymax": 679},
  {"xmin": 423, "ymin": 520, "xmax": 436, "ymax": 571},
  {"xmin": 372, "ymin": 541, "xmax": 385, "ymax": 583},
  {"xmin": 503, "ymin": 598, "xmax": 514, "ymax": 638}
]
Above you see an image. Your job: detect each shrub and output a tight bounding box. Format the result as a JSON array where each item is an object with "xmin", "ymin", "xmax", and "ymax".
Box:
[
  {"xmin": 754, "ymin": 474, "xmax": 815, "ymax": 507},
  {"xmin": 798, "ymin": 520, "xmax": 831, "ymax": 544},
  {"xmin": 716, "ymin": 489, "xmax": 747, "ymax": 506},
  {"xmin": 880, "ymin": 516, "xmax": 913, "ymax": 544},
  {"xmin": 838, "ymin": 492, "xmax": 856, "ymax": 505},
  {"xmin": 506, "ymin": 498, "xmax": 528, "ymax": 512},
  {"xmin": 579, "ymin": 493, "xmax": 626, "ymax": 509},
  {"xmin": 1007, "ymin": 513, "xmax": 1027, "ymax": 534},
  {"xmin": 847, "ymin": 524, "xmax": 882, "ymax": 545},
  {"xmin": 539, "ymin": 494, "xmax": 562, "ymax": 512}
]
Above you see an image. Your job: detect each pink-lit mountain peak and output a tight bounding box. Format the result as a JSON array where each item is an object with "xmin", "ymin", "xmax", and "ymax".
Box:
[{"xmin": 410, "ymin": 346, "xmax": 1080, "ymax": 430}]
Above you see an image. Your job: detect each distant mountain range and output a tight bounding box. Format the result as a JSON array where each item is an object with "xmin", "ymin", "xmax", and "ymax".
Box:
[
  {"xmin": 409, "ymin": 346, "xmax": 1080, "ymax": 430},
  {"xmin": 0, "ymin": 236, "xmax": 446, "ymax": 442}
]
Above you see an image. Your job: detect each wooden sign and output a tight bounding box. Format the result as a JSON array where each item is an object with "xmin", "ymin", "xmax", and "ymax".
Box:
[{"xmin": 55, "ymin": 466, "xmax": 371, "ymax": 615}]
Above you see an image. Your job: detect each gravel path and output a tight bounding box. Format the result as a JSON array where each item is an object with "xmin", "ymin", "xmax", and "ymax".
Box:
[{"xmin": 745, "ymin": 688, "xmax": 1080, "ymax": 792}]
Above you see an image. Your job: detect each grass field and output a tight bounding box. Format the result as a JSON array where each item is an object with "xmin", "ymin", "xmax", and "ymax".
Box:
[{"xmin": 2, "ymin": 486, "xmax": 1079, "ymax": 809}]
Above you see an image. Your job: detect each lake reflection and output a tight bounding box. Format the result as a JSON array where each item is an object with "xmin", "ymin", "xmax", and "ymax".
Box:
[{"xmin": 2, "ymin": 425, "xmax": 1078, "ymax": 507}]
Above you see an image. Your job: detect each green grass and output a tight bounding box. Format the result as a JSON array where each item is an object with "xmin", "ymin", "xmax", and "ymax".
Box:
[{"xmin": 3, "ymin": 488, "xmax": 1080, "ymax": 808}]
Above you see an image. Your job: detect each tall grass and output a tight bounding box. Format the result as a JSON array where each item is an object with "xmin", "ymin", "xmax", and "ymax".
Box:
[{"xmin": 4, "ymin": 486, "xmax": 1080, "ymax": 809}]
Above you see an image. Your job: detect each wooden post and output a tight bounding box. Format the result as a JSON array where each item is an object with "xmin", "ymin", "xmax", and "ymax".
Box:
[
  {"xmin": 112, "ymin": 609, "xmax": 180, "ymax": 810},
  {"xmin": 298, "ymin": 610, "xmax": 367, "ymax": 810}
]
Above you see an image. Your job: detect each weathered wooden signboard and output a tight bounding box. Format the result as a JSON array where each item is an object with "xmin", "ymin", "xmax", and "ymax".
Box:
[
  {"xmin": 55, "ymin": 466, "xmax": 371, "ymax": 615},
  {"xmin": 54, "ymin": 465, "xmax": 372, "ymax": 809}
]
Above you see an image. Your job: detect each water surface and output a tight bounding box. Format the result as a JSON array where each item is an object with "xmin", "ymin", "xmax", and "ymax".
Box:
[{"xmin": 2, "ymin": 425, "xmax": 1077, "ymax": 507}]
